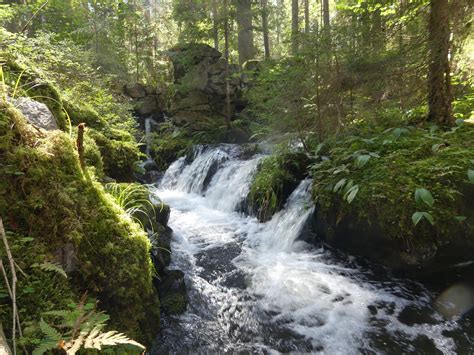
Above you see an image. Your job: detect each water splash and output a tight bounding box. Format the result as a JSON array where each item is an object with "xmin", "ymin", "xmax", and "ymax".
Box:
[{"xmin": 151, "ymin": 145, "xmax": 464, "ymax": 354}]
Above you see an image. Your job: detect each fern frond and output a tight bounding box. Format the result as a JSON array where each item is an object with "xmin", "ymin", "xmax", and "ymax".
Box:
[
  {"xmin": 65, "ymin": 331, "xmax": 86, "ymax": 355},
  {"xmin": 81, "ymin": 311, "xmax": 109, "ymax": 332},
  {"xmin": 32, "ymin": 340, "xmax": 59, "ymax": 355},
  {"xmin": 85, "ymin": 330, "xmax": 145, "ymax": 351},
  {"xmin": 38, "ymin": 261, "xmax": 68, "ymax": 278},
  {"xmin": 39, "ymin": 318, "xmax": 62, "ymax": 341},
  {"xmin": 83, "ymin": 326, "xmax": 101, "ymax": 349}
]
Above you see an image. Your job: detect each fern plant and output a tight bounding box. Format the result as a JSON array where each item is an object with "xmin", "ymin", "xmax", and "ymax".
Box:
[{"xmin": 33, "ymin": 298, "xmax": 145, "ymax": 354}]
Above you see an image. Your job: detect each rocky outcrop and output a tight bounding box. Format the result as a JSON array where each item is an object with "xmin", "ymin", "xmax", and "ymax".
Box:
[
  {"xmin": 123, "ymin": 83, "xmax": 166, "ymax": 118},
  {"xmin": 14, "ymin": 97, "xmax": 58, "ymax": 130},
  {"xmin": 166, "ymin": 43, "xmax": 245, "ymax": 127}
]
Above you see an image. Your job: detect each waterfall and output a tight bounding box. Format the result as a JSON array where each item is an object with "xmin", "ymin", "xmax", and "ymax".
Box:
[
  {"xmin": 144, "ymin": 116, "xmax": 156, "ymax": 158},
  {"xmin": 151, "ymin": 145, "xmax": 460, "ymax": 355}
]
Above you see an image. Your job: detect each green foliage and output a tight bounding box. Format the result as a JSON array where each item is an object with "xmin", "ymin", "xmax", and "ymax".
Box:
[
  {"xmin": 105, "ymin": 183, "xmax": 161, "ymax": 232},
  {"xmin": 412, "ymin": 211, "xmax": 434, "ymax": 226},
  {"xmin": 414, "ymin": 188, "xmax": 434, "ymax": 208},
  {"xmin": 0, "ymin": 103, "xmax": 159, "ymax": 348},
  {"xmin": 311, "ymin": 122, "xmax": 474, "ymax": 250},
  {"xmin": 33, "ymin": 262, "xmax": 68, "ymax": 279},
  {"xmin": 0, "ymin": 29, "xmax": 141, "ymax": 180},
  {"xmin": 34, "ymin": 300, "xmax": 145, "ymax": 354},
  {"xmin": 249, "ymin": 150, "xmax": 310, "ymax": 221},
  {"xmin": 149, "ymin": 122, "xmax": 192, "ymax": 171}
]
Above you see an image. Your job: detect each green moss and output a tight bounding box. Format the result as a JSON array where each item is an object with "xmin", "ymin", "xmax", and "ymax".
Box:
[
  {"xmin": 88, "ymin": 129, "xmax": 143, "ymax": 181},
  {"xmin": 161, "ymin": 292, "xmax": 187, "ymax": 315},
  {"xmin": 249, "ymin": 151, "xmax": 310, "ymax": 221},
  {"xmin": 0, "ymin": 104, "xmax": 159, "ymax": 346},
  {"xmin": 1, "ymin": 30, "xmax": 142, "ymax": 182},
  {"xmin": 149, "ymin": 123, "xmax": 191, "ymax": 171},
  {"xmin": 311, "ymin": 124, "xmax": 474, "ymax": 263}
]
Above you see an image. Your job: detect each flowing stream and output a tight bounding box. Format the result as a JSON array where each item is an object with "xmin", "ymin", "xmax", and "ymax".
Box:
[{"xmin": 151, "ymin": 145, "xmax": 472, "ymax": 354}]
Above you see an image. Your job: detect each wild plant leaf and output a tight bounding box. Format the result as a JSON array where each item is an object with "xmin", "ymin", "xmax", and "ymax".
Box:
[
  {"xmin": 412, "ymin": 212, "xmax": 424, "ymax": 226},
  {"xmin": 344, "ymin": 185, "xmax": 359, "ymax": 204},
  {"xmin": 81, "ymin": 330, "xmax": 145, "ymax": 351},
  {"xmin": 423, "ymin": 212, "xmax": 434, "ymax": 225},
  {"xmin": 468, "ymin": 169, "xmax": 474, "ymax": 183},
  {"xmin": 66, "ymin": 331, "xmax": 86, "ymax": 354},
  {"xmin": 333, "ymin": 178, "xmax": 346, "ymax": 193},
  {"xmin": 431, "ymin": 143, "xmax": 443, "ymax": 153},
  {"xmin": 412, "ymin": 212, "xmax": 434, "ymax": 226},
  {"xmin": 355, "ymin": 154, "xmax": 371, "ymax": 168},
  {"xmin": 392, "ymin": 127, "xmax": 409, "ymax": 138},
  {"xmin": 455, "ymin": 216, "xmax": 467, "ymax": 222},
  {"xmin": 314, "ymin": 143, "xmax": 324, "ymax": 156},
  {"xmin": 415, "ymin": 188, "xmax": 434, "ymax": 207},
  {"xmin": 343, "ymin": 179, "xmax": 354, "ymax": 195}
]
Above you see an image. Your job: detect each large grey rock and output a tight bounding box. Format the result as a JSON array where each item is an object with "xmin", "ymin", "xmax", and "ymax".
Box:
[
  {"xmin": 15, "ymin": 97, "xmax": 58, "ymax": 131},
  {"xmin": 177, "ymin": 60, "xmax": 209, "ymax": 92},
  {"xmin": 167, "ymin": 43, "xmax": 221, "ymax": 80},
  {"xmin": 123, "ymin": 83, "xmax": 146, "ymax": 99},
  {"xmin": 172, "ymin": 91, "xmax": 208, "ymax": 111},
  {"xmin": 165, "ymin": 43, "xmax": 248, "ymax": 134},
  {"xmin": 136, "ymin": 95, "xmax": 164, "ymax": 116}
]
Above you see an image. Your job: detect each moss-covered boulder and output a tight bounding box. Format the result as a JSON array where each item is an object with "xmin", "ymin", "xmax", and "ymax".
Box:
[
  {"xmin": 249, "ymin": 151, "xmax": 310, "ymax": 221},
  {"xmin": 0, "ymin": 30, "xmax": 142, "ymax": 182},
  {"xmin": 0, "ymin": 104, "xmax": 159, "ymax": 345},
  {"xmin": 311, "ymin": 124, "xmax": 474, "ymax": 272}
]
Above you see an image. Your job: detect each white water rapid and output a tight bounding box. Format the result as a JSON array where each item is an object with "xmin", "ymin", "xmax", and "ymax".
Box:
[{"xmin": 151, "ymin": 145, "xmax": 467, "ymax": 354}]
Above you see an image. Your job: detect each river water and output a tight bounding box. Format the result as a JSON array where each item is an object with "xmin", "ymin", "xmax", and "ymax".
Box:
[{"xmin": 151, "ymin": 145, "xmax": 473, "ymax": 354}]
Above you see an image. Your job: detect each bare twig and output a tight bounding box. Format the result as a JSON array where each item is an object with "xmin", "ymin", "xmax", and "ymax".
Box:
[
  {"xmin": 13, "ymin": 262, "xmax": 27, "ymax": 279},
  {"xmin": 20, "ymin": 1, "xmax": 49, "ymax": 34},
  {"xmin": 0, "ymin": 260, "xmax": 23, "ymax": 351},
  {"xmin": 0, "ymin": 219, "xmax": 22, "ymax": 355},
  {"xmin": 0, "ymin": 260, "xmax": 12, "ymax": 298}
]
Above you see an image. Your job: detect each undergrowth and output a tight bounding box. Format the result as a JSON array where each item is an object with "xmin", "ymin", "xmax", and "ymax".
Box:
[
  {"xmin": 0, "ymin": 103, "xmax": 159, "ymax": 349},
  {"xmin": 311, "ymin": 121, "xmax": 474, "ymax": 261}
]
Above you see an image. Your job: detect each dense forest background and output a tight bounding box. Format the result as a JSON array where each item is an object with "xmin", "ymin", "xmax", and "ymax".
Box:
[
  {"xmin": 1, "ymin": 0, "xmax": 472, "ymax": 139},
  {"xmin": 0, "ymin": 0, "xmax": 473, "ymax": 354}
]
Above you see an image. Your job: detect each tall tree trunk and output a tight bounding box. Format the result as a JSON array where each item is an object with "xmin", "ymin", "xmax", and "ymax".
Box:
[
  {"xmin": 275, "ymin": 0, "xmax": 284, "ymax": 57},
  {"xmin": 236, "ymin": 0, "xmax": 255, "ymax": 65},
  {"xmin": 291, "ymin": 0, "xmax": 299, "ymax": 54},
  {"xmin": 224, "ymin": 0, "xmax": 231, "ymax": 131},
  {"xmin": 304, "ymin": 0, "xmax": 310, "ymax": 34},
  {"xmin": 261, "ymin": 0, "xmax": 270, "ymax": 59},
  {"xmin": 323, "ymin": 0, "xmax": 330, "ymax": 28},
  {"xmin": 212, "ymin": 0, "xmax": 219, "ymax": 51},
  {"xmin": 427, "ymin": 0, "xmax": 453, "ymax": 125}
]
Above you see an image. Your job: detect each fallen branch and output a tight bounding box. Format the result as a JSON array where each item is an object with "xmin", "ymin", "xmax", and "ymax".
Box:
[
  {"xmin": 0, "ymin": 219, "xmax": 23, "ymax": 355},
  {"xmin": 0, "ymin": 260, "xmax": 22, "ymax": 348},
  {"xmin": 20, "ymin": 1, "xmax": 49, "ymax": 34}
]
